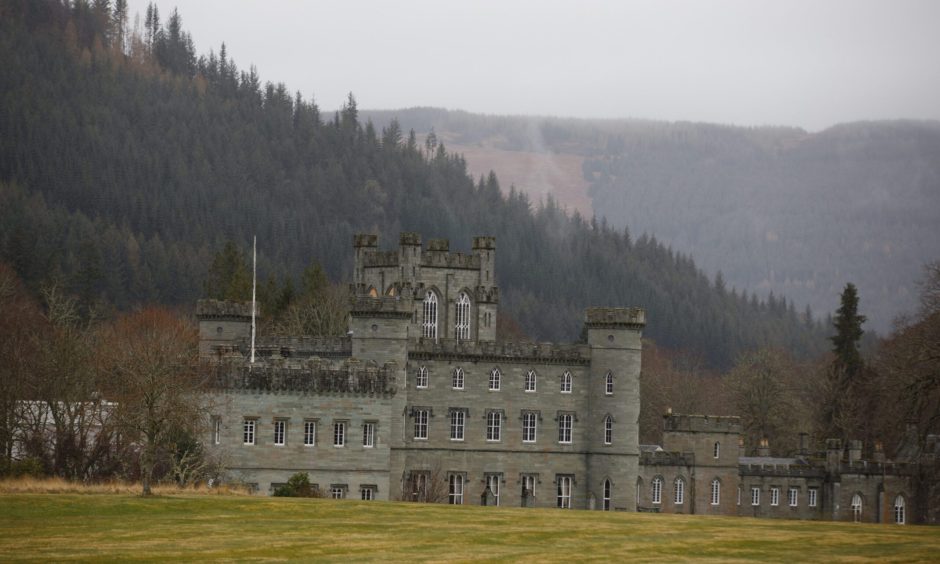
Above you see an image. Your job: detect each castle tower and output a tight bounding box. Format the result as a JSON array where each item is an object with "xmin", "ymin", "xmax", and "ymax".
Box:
[
  {"xmin": 472, "ymin": 236, "xmax": 498, "ymax": 342},
  {"xmin": 195, "ymin": 299, "xmax": 253, "ymax": 359},
  {"xmin": 584, "ymin": 307, "xmax": 645, "ymax": 511},
  {"xmin": 398, "ymin": 232, "xmax": 422, "ymax": 287},
  {"xmin": 353, "ymin": 233, "xmax": 378, "ymax": 288}
]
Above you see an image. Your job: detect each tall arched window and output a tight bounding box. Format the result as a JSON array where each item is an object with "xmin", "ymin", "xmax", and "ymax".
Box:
[
  {"xmin": 710, "ymin": 479, "xmax": 721, "ymax": 505},
  {"xmin": 455, "ymin": 291, "xmax": 471, "ymax": 341},
  {"xmin": 422, "ymin": 291, "xmax": 438, "ymax": 339},
  {"xmin": 651, "ymin": 477, "xmax": 663, "ymax": 505},
  {"xmin": 674, "ymin": 478, "xmax": 685, "ymax": 505},
  {"xmin": 603, "ymin": 415, "xmax": 613, "ymax": 445},
  {"xmin": 603, "ymin": 479, "xmax": 612, "ymax": 511},
  {"xmin": 605, "ymin": 371, "xmax": 614, "ymax": 395},
  {"xmin": 489, "ymin": 368, "xmax": 501, "ymax": 391},
  {"xmin": 851, "ymin": 493, "xmax": 863, "ymax": 522},
  {"xmin": 894, "ymin": 495, "xmax": 905, "ymax": 525}
]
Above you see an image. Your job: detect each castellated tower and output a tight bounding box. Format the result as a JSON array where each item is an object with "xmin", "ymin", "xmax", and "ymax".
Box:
[{"xmin": 585, "ymin": 307, "xmax": 645, "ymax": 511}]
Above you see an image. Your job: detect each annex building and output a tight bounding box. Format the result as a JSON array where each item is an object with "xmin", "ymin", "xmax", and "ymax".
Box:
[{"xmin": 199, "ymin": 232, "xmax": 937, "ymax": 523}]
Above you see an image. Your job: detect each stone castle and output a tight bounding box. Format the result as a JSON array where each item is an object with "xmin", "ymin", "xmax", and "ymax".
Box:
[{"xmin": 199, "ymin": 232, "xmax": 936, "ymax": 523}]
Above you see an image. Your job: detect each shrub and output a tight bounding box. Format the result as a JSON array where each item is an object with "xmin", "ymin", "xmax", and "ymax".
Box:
[{"xmin": 272, "ymin": 472, "xmax": 319, "ymax": 497}]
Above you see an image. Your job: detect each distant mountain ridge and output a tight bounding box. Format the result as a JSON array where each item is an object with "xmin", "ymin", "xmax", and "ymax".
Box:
[{"xmin": 361, "ymin": 109, "xmax": 940, "ymax": 333}]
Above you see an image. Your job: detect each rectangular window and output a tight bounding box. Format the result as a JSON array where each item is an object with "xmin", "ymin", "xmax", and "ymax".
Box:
[
  {"xmin": 556, "ymin": 475, "xmax": 573, "ymax": 509},
  {"xmin": 486, "ymin": 411, "xmax": 501, "ymax": 441},
  {"xmin": 273, "ymin": 419, "xmax": 286, "ymax": 446},
  {"xmin": 449, "ymin": 474, "xmax": 464, "ymax": 505},
  {"xmin": 363, "ymin": 422, "xmax": 375, "ymax": 448},
  {"xmin": 558, "ymin": 413, "xmax": 573, "ymax": 444},
  {"xmin": 770, "ymin": 487, "xmax": 779, "ymax": 507},
  {"xmin": 450, "ymin": 410, "xmax": 465, "ymax": 441},
  {"xmin": 304, "ymin": 420, "xmax": 316, "ymax": 446},
  {"xmin": 361, "ymin": 486, "xmax": 375, "ymax": 501},
  {"xmin": 213, "ymin": 417, "xmax": 221, "ymax": 445},
  {"xmin": 751, "ymin": 487, "xmax": 760, "ymax": 506},
  {"xmin": 521, "ymin": 474, "xmax": 536, "ymax": 505},
  {"xmin": 788, "ymin": 487, "xmax": 798, "ymax": 507},
  {"xmin": 808, "ymin": 488, "xmax": 818, "ymax": 508},
  {"xmin": 522, "ymin": 412, "xmax": 537, "ymax": 443},
  {"xmin": 243, "ymin": 419, "xmax": 256, "ymax": 445},
  {"xmin": 330, "ymin": 485, "xmax": 346, "ymax": 499},
  {"xmin": 737, "ymin": 486, "xmax": 742, "ymax": 506},
  {"xmin": 414, "ymin": 409, "xmax": 429, "ymax": 440},
  {"xmin": 560, "ymin": 371, "xmax": 572, "ymax": 393},
  {"xmin": 651, "ymin": 478, "xmax": 662, "ymax": 505},
  {"xmin": 333, "ymin": 422, "xmax": 346, "ymax": 447}
]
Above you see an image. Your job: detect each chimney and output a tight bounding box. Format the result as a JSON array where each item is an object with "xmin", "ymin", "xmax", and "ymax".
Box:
[
  {"xmin": 798, "ymin": 432, "xmax": 809, "ymax": 456},
  {"xmin": 847, "ymin": 440, "xmax": 862, "ymax": 464},
  {"xmin": 826, "ymin": 439, "xmax": 842, "ymax": 472},
  {"xmin": 757, "ymin": 438, "xmax": 771, "ymax": 457},
  {"xmin": 872, "ymin": 440, "xmax": 885, "ymax": 463}
]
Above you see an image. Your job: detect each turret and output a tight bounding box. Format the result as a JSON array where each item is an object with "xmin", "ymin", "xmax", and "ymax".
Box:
[
  {"xmin": 584, "ymin": 307, "xmax": 645, "ymax": 511},
  {"xmin": 196, "ymin": 299, "xmax": 254, "ymax": 359},
  {"xmin": 398, "ymin": 232, "xmax": 422, "ymax": 286},
  {"xmin": 353, "ymin": 233, "xmax": 378, "ymax": 286}
]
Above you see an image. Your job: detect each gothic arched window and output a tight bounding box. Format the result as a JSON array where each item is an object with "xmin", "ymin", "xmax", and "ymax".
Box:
[
  {"xmin": 422, "ymin": 291, "xmax": 438, "ymax": 339},
  {"xmin": 851, "ymin": 493, "xmax": 863, "ymax": 522},
  {"xmin": 455, "ymin": 291, "xmax": 471, "ymax": 341},
  {"xmin": 894, "ymin": 495, "xmax": 905, "ymax": 525}
]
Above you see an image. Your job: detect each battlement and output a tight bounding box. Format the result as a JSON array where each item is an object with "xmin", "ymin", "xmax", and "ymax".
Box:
[
  {"xmin": 196, "ymin": 299, "xmax": 254, "ymax": 319},
  {"xmin": 408, "ymin": 339, "xmax": 591, "ymax": 365},
  {"xmin": 421, "ymin": 252, "xmax": 481, "ymax": 270},
  {"xmin": 472, "ymin": 236, "xmax": 496, "ymax": 250},
  {"xmin": 399, "ymin": 231, "xmax": 422, "ymax": 246},
  {"xmin": 211, "ymin": 361, "xmax": 396, "ymax": 396},
  {"xmin": 349, "ymin": 295, "xmax": 413, "ymax": 317},
  {"xmin": 427, "ymin": 238, "xmax": 449, "ymax": 252},
  {"xmin": 641, "ymin": 450, "xmax": 695, "ymax": 467},
  {"xmin": 353, "ymin": 233, "xmax": 378, "ymax": 248},
  {"xmin": 362, "ymin": 250, "xmax": 400, "ymax": 268},
  {"xmin": 663, "ymin": 413, "xmax": 742, "ymax": 434},
  {"xmin": 585, "ymin": 307, "xmax": 646, "ymax": 328},
  {"xmin": 739, "ymin": 461, "xmax": 826, "ymax": 479}
]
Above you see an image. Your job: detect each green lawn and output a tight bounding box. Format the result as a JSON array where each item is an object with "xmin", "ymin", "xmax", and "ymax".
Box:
[{"xmin": 1, "ymin": 494, "xmax": 937, "ymax": 562}]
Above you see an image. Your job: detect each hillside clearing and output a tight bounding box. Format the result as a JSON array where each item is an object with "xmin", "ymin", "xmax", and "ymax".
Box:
[{"xmin": 1, "ymin": 494, "xmax": 937, "ymax": 562}]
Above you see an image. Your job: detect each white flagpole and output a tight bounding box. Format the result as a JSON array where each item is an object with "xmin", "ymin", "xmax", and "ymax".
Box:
[{"xmin": 250, "ymin": 235, "xmax": 257, "ymax": 365}]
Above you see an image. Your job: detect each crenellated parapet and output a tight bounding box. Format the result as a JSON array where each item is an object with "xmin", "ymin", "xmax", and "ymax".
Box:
[
  {"xmin": 196, "ymin": 299, "xmax": 254, "ymax": 320},
  {"xmin": 421, "ymin": 251, "xmax": 481, "ymax": 270},
  {"xmin": 409, "ymin": 338, "xmax": 590, "ymax": 365},
  {"xmin": 641, "ymin": 450, "xmax": 695, "ymax": 467},
  {"xmin": 664, "ymin": 413, "xmax": 742, "ymax": 434},
  {"xmin": 349, "ymin": 295, "xmax": 414, "ymax": 318},
  {"xmin": 362, "ymin": 250, "xmax": 400, "ymax": 268},
  {"xmin": 584, "ymin": 307, "xmax": 646, "ymax": 329},
  {"xmin": 211, "ymin": 361, "xmax": 397, "ymax": 396}
]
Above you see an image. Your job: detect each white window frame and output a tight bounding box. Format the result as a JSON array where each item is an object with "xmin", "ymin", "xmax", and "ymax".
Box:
[
  {"xmin": 448, "ymin": 474, "xmax": 464, "ymax": 505},
  {"xmin": 651, "ymin": 477, "xmax": 663, "ymax": 505},
  {"xmin": 556, "ymin": 475, "xmax": 573, "ymax": 509},
  {"xmin": 489, "ymin": 368, "xmax": 501, "ymax": 391},
  {"xmin": 558, "ymin": 413, "xmax": 573, "ymax": 444},
  {"xmin": 273, "ymin": 419, "xmax": 286, "ymax": 446},
  {"xmin": 243, "ymin": 418, "xmax": 256, "ymax": 445},
  {"xmin": 422, "ymin": 291, "xmax": 438, "ymax": 339},
  {"xmin": 522, "ymin": 412, "xmax": 537, "ymax": 443},
  {"xmin": 303, "ymin": 420, "xmax": 316, "ymax": 446},
  {"xmin": 751, "ymin": 487, "xmax": 761, "ymax": 506},
  {"xmin": 452, "ymin": 367, "xmax": 465, "ymax": 390},
  {"xmin": 711, "ymin": 479, "xmax": 721, "ymax": 506},
  {"xmin": 455, "ymin": 291, "xmax": 471, "ymax": 341},
  {"xmin": 851, "ymin": 493, "xmax": 862, "ymax": 522},
  {"xmin": 713, "ymin": 441, "xmax": 720, "ymax": 459},
  {"xmin": 604, "ymin": 415, "xmax": 613, "ymax": 445},
  {"xmin": 486, "ymin": 411, "xmax": 501, "ymax": 442},
  {"xmin": 333, "ymin": 421, "xmax": 346, "ymax": 447},
  {"xmin": 675, "ymin": 478, "xmax": 685, "ymax": 505},
  {"xmin": 361, "ymin": 486, "xmax": 375, "ymax": 501},
  {"xmin": 213, "ymin": 417, "xmax": 221, "ymax": 445},
  {"xmin": 524, "ymin": 370, "xmax": 537, "ymax": 392},
  {"xmin": 603, "ymin": 479, "xmax": 612, "ymax": 511},
  {"xmin": 560, "ymin": 371, "xmax": 572, "ymax": 393},
  {"xmin": 788, "ymin": 487, "xmax": 798, "ymax": 507},
  {"xmin": 414, "ymin": 409, "xmax": 429, "ymax": 440},
  {"xmin": 894, "ymin": 495, "xmax": 905, "ymax": 525},
  {"xmin": 416, "ymin": 366, "xmax": 428, "ymax": 389},
  {"xmin": 808, "ymin": 488, "xmax": 818, "ymax": 508},
  {"xmin": 605, "ymin": 371, "xmax": 614, "ymax": 395},
  {"xmin": 522, "ymin": 474, "xmax": 536, "ymax": 503},
  {"xmin": 363, "ymin": 422, "xmax": 375, "ymax": 448},
  {"xmin": 450, "ymin": 410, "xmax": 465, "ymax": 441},
  {"xmin": 770, "ymin": 487, "xmax": 779, "ymax": 507},
  {"xmin": 331, "ymin": 486, "xmax": 346, "ymax": 499},
  {"xmin": 485, "ymin": 474, "xmax": 501, "ymax": 506}
]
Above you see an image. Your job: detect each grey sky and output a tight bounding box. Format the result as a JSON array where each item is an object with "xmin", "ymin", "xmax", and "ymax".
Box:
[{"xmin": 127, "ymin": 0, "xmax": 940, "ymax": 131}]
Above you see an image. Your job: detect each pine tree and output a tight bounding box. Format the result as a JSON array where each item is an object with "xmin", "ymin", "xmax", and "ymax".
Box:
[{"xmin": 830, "ymin": 282, "xmax": 866, "ymax": 378}]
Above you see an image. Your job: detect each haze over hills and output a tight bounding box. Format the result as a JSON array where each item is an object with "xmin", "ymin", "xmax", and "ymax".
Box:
[
  {"xmin": 0, "ymin": 0, "xmax": 829, "ymax": 369},
  {"xmin": 362, "ymin": 108, "xmax": 940, "ymax": 333}
]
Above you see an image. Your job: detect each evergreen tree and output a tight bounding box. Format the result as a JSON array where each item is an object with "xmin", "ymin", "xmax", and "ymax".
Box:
[
  {"xmin": 830, "ymin": 283, "xmax": 866, "ymax": 378},
  {"xmin": 204, "ymin": 242, "xmax": 251, "ymax": 302}
]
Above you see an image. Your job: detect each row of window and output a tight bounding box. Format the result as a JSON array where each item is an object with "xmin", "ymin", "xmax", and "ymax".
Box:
[
  {"xmin": 416, "ymin": 366, "xmax": 615, "ymax": 395},
  {"xmin": 740, "ymin": 486, "xmax": 817, "ymax": 508},
  {"xmin": 409, "ymin": 472, "xmax": 598, "ymax": 509},
  {"xmin": 276, "ymin": 482, "xmax": 377, "ymax": 500},
  {"xmin": 411, "ymin": 408, "xmax": 615, "ymax": 445},
  {"xmin": 421, "ymin": 290, "xmax": 472, "ymax": 341},
  {"xmin": 233, "ymin": 418, "xmax": 376, "ymax": 448}
]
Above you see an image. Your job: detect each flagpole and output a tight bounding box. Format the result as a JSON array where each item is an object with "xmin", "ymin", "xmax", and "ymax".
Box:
[{"xmin": 250, "ymin": 235, "xmax": 256, "ymax": 365}]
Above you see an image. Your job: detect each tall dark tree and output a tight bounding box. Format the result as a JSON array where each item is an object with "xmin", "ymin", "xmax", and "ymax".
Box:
[{"xmin": 830, "ymin": 283, "xmax": 866, "ymax": 378}]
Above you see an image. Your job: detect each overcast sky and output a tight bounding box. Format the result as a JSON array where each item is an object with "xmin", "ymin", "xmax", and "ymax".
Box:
[{"xmin": 127, "ymin": 0, "xmax": 940, "ymax": 131}]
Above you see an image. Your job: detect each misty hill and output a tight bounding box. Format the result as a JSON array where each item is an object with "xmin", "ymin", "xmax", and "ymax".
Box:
[
  {"xmin": 361, "ymin": 108, "xmax": 940, "ymax": 334},
  {"xmin": 0, "ymin": 0, "xmax": 827, "ymax": 368}
]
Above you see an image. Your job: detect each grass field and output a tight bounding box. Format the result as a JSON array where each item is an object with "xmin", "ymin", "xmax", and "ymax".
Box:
[{"xmin": 1, "ymin": 493, "xmax": 938, "ymax": 562}]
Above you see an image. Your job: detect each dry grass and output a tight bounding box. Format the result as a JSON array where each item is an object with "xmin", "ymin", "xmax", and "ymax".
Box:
[
  {"xmin": 1, "ymin": 493, "xmax": 939, "ymax": 562},
  {"xmin": 0, "ymin": 476, "xmax": 250, "ymax": 496}
]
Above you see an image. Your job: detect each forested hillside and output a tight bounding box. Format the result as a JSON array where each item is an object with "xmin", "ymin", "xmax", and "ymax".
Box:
[
  {"xmin": 362, "ymin": 109, "xmax": 940, "ymax": 334},
  {"xmin": 0, "ymin": 0, "xmax": 827, "ymax": 368}
]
